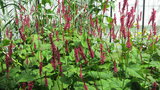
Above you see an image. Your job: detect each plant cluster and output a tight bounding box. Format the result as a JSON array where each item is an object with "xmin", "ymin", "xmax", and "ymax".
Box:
[{"xmin": 0, "ymin": 0, "xmax": 159, "ymax": 90}]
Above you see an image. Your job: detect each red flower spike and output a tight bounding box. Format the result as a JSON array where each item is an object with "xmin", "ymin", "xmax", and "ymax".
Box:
[
  {"xmin": 148, "ymin": 8, "xmax": 156, "ymax": 25},
  {"xmin": 152, "ymin": 82, "xmax": 158, "ymax": 90},
  {"xmin": 92, "ymin": 30, "xmax": 96, "ymax": 37},
  {"xmin": 64, "ymin": 22, "xmax": 70, "ymax": 30},
  {"xmin": 56, "ymin": 49, "xmax": 61, "ymax": 64},
  {"xmin": 57, "ymin": 5, "xmax": 61, "ymax": 13},
  {"xmin": 58, "ymin": 0, "xmax": 60, "ymax": 4},
  {"xmin": 152, "ymin": 22, "xmax": 157, "ymax": 35},
  {"xmin": 100, "ymin": 44, "xmax": 105, "ymax": 64},
  {"xmin": 108, "ymin": 49, "xmax": 111, "ymax": 53},
  {"xmin": 83, "ymin": 82, "xmax": 88, "ymax": 90},
  {"xmin": 140, "ymin": 11, "xmax": 142, "ymax": 21},
  {"xmin": 53, "ymin": 20, "xmax": 57, "ymax": 28},
  {"xmin": 79, "ymin": 26, "xmax": 82, "ymax": 35},
  {"xmin": 28, "ymin": 81, "xmax": 34, "ymax": 90},
  {"xmin": 25, "ymin": 58, "xmax": 29, "ymax": 65},
  {"xmin": 44, "ymin": 74, "xmax": 48, "ymax": 87},
  {"xmin": 96, "ymin": 18, "xmax": 98, "ymax": 27},
  {"xmin": 9, "ymin": 31, "xmax": 12, "ymax": 40},
  {"xmin": 65, "ymin": 40, "xmax": 69, "ymax": 52},
  {"xmin": 49, "ymin": 33, "xmax": 57, "ymax": 57},
  {"xmin": 22, "ymin": 82, "xmax": 27, "ymax": 89},
  {"xmin": 15, "ymin": 13, "xmax": 19, "ymax": 25},
  {"xmin": 34, "ymin": 43, "xmax": 36, "ymax": 49},
  {"xmin": 19, "ymin": 25, "xmax": 26, "ymax": 42},
  {"xmin": 114, "ymin": 14, "xmax": 117, "ymax": 25},
  {"xmin": 61, "ymin": 0, "xmax": 66, "ymax": 14},
  {"xmin": 122, "ymin": 0, "xmax": 128, "ymax": 13},
  {"xmin": 113, "ymin": 61, "xmax": 118, "ymax": 73},
  {"xmin": 78, "ymin": 46, "xmax": 88, "ymax": 64},
  {"xmin": 39, "ymin": 62, "xmax": 43, "ymax": 76},
  {"xmin": 89, "ymin": 14, "xmax": 94, "ymax": 27},
  {"xmin": 126, "ymin": 39, "xmax": 132, "ymax": 48},
  {"xmin": 74, "ymin": 48, "xmax": 80, "ymax": 63},
  {"xmin": 35, "ymin": 19, "xmax": 39, "ymax": 32},
  {"xmin": 98, "ymin": 27, "xmax": 101, "ymax": 36},
  {"xmin": 110, "ymin": 22, "xmax": 116, "ymax": 40},
  {"xmin": 24, "ymin": 15, "xmax": 30, "ymax": 27},
  {"xmin": 100, "ymin": 52, "xmax": 106, "ymax": 64},
  {"xmin": 56, "ymin": 31, "xmax": 60, "ymax": 41},
  {"xmin": 51, "ymin": 59, "xmax": 57, "ymax": 70},
  {"xmin": 87, "ymin": 39, "xmax": 94, "ymax": 58},
  {"xmin": 8, "ymin": 44, "xmax": 13, "ymax": 63},
  {"xmin": 6, "ymin": 28, "xmax": 9, "ymax": 38}
]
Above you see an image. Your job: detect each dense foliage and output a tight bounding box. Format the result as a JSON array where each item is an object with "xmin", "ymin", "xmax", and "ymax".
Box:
[{"xmin": 0, "ymin": 0, "xmax": 159, "ymax": 90}]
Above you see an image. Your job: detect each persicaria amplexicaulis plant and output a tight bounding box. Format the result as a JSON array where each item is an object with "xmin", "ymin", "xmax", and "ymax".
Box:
[
  {"xmin": 0, "ymin": 0, "xmax": 160, "ymax": 89},
  {"xmin": 100, "ymin": 44, "xmax": 105, "ymax": 64},
  {"xmin": 74, "ymin": 48, "xmax": 80, "ymax": 63},
  {"xmin": 78, "ymin": 46, "xmax": 88, "ymax": 64},
  {"xmin": 87, "ymin": 38, "xmax": 94, "ymax": 58},
  {"xmin": 49, "ymin": 33, "xmax": 57, "ymax": 70}
]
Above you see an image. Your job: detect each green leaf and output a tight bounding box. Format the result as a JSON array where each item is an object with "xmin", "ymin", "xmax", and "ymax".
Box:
[
  {"xmin": 18, "ymin": 74, "xmax": 35, "ymax": 82},
  {"xmin": 156, "ymin": 49, "xmax": 160, "ymax": 56},
  {"xmin": 2, "ymin": 18, "xmax": 14, "ymax": 31},
  {"xmin": 126, "ymin": 68, "xmax": 143, "ymax": 79},
  {"xmin": 48, "ymin": 78, "xmax": 54, "ymax": 89},
  {"xmin": 147, "ymin": 76, "xmax": 156, "ymax": 82},
  {"xmin": 149, "ymin": 61, "xmax": 160, "ymax": 68},
  {"xmin": 142, "ymin": 53, "xmax": 150, "ymax": 60},
  {"xmin": 74, "ymin": 82, "xmax": 96, "ymax": 90},
  {"xmin": 1, "ymin": 39, "xmax": 10, "ymax": 46},
  {"xmin": 88, "ymin": 71, "xmax": 113, "ymax": 80},
  {"xmin": 60, "ymin": 76, "xmax": 72, "ymax": 88},
  {"xmin": 0, "ymin": 0, "xmax": 5, "ymax": 14},
  {"xmin": 42, "ymin": 0, "xmax": 51, "ymax": 5}
]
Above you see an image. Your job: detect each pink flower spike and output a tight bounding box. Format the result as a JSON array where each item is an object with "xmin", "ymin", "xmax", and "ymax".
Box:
[
  {"xmin": 84, "ymin": 82, "xmax": 88, "ymax": 90},
  {"xmin": 44, "ymin": 74, "xmax": 48, "ymax": 87},
  {"xmin": 74, "ymin": 48, "xmax": 80, "ymax": 63},
  {"xmin": 126, "ymin": 39, "xmax": 132, "ymax": 48},
  {"xmin": 113, "ymin": 61, "xmax": 118, "ymax": 73},
  {"xmin": 152, "ymin": 82, "xmax": 157, "ymax": 90},
  {"xmin": 39, "ymin": 62, "xmax": 43, "ymax": 76},
  {"xmin": 148, "ymin": 8, "xmax": 156, "ymax": 25}
]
